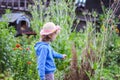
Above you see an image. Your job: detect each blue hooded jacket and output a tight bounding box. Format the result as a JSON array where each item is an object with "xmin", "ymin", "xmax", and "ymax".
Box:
[{"xmin": 34, "ymin": 42, "xmax": 63, "ymax": 80}]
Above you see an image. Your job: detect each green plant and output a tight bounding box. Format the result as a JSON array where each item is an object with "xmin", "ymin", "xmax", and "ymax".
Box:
[
  {"xmin": 0, "ymin": 21, "xmax": 16, "ymax": 79},
  {"xmin": 0, "ymin": 0, "xmax": 120, "ymax": 80},
  {"xmin": 10, "ymin": 35, "xmax": 39, "ymax": 80}
]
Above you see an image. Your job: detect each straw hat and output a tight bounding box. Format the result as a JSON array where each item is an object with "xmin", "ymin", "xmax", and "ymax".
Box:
[{"xmin": 40, "ymin": 22, "xmax": 60, "ymax": 35}]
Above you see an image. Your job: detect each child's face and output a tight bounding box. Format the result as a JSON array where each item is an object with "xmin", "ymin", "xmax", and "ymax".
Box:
[{"xmin": 50, "ymin": 31, "xmax": 58, "ymax": 41}]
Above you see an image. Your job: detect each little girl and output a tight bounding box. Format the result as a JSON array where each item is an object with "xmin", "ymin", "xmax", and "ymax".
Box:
[{"xmin": 34, "ymin": 22, "xmax": 66, "ymax": 80}]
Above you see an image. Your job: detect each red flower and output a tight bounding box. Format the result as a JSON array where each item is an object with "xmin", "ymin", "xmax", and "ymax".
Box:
[
  {"xmin": 27, "ymin": 61, "xmax": 31, "ymax": 65},
  {"xmin": 16, "ymin": 44, "xmax": 21, "ymax": 48},
  {"xmin": 13, "ymin": 48, "xmax": 17, "ymax": 50}
]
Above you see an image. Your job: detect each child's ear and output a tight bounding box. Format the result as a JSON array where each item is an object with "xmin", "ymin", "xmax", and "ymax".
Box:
[
  {"xmin": 57, "ymin": 30, "xmax": 60, "ymax": 34},
  {"xmin": 49, "ymin": 34, "xmax": 53, "ymax": 38}
]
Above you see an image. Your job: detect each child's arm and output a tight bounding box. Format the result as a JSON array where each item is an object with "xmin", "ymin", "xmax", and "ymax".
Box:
[{"xmin": 52, "ymin": 50, "xmax": 66, "ymax": 59}]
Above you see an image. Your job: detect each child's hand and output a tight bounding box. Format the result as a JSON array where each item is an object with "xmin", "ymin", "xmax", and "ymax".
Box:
[{"xmin": 62, "ymin": 54, "xmax": 67, "ymax": 59}]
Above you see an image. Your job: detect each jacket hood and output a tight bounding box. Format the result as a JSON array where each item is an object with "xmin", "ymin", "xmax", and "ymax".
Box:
[{"xmin": 34, "ymin": 42, "xmax": 49, "ymax": 51}]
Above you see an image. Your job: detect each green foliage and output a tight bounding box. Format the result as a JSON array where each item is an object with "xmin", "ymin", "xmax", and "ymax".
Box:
[
  {"xmin": 30, "ymin": 0, "xmax": 75, "ymax": 71},
  {"xmin": 0, "ymin": 0, "xmax": 120, "ymax": 80},
  {"xmin": 11, "ymin": 36, "xmax": 38, "ymax": 80},
  {"xmin": 0, "ymin": 18, "xmax": 38, "ymax": 80},
  {"xmin": 0, "ymin": 21, "xmax": 16, "ymax": 79},
  {"xmin": 0, "ymin": 22, "xmax": 15, "ymax": 70}
]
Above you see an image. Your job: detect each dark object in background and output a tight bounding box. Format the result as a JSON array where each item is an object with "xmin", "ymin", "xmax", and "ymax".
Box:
[
  {"xmin": 0, "ymin": 0, "xmax": 34, "ymax": 14},
  {"xmin": 0, "ymin": 13, "xmax": 36, "ymax": 37},
  {"xmin": 0, "ymin": 0, "xmax": 36, "ymax": 37},
  {"xmin": 42, "ymin": 0, "xmax": 50, "ymax": 7},
  {"xmin": 73, "ymin": 0, "xmax": 102, "ymax": 32},
  {"xmin": 117, "ymin": 24, "xmax": 120, "ymax": 36},
  {"xmin": 72, "ymin": 0, "xmax": 120, "ymax": 34},
  {"xmin": 74, "ymin": 0, "xmax": 119, "ymax": 15}
]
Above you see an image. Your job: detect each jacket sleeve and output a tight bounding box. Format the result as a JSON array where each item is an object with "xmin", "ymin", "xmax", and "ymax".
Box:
[
  {"xmin": 52, "ymin": 50, "xmax": 63, "ymax": 59},
  {"xmin": 37, "ymin": 47, "xmax": 48, "ymax": 80}
]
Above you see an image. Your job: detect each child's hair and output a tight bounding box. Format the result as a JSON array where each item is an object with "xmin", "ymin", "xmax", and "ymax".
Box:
[
  {"xmin": 41, "ymin": 30, "xmax": 57, "ymax": 42},
  {"xmin": 41, "ymin": 35, "xmax": 52, "ymax": 42}
]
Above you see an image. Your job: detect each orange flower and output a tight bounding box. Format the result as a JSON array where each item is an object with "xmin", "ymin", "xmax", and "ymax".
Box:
[
  {"xmin": 27, "ymin": 61, "xmax": 31, "ymax": 65},
  {"xmin": 19, "ymin": 47, "xmax": 23, "ymax": 50},
  {"xmin": 16, "ymin": 44, "xmax": 21, "ymax": 48},
  {"xmin": 111, "ymin": 25, "xmax": 115, "ymax": 29},
  {"xmin": 26, "ymin": 48, "xmax": 30, "ymax": 51},
  {"xmin": 116, "ymin": 28, "xmax": 119, "ymax": 33},
  {"xmin": 13, "ymin": 48, "xmax": 17, "ymax": 50}
]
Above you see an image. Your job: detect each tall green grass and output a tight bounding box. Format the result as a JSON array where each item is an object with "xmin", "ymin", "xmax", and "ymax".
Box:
[
  {"xmin": 0, "ymin": 0, "xmax": 120, "ymax": 80},
  {"xmin": 29, "ymin": 0, "xmax": 120, "ymax": 80}
]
